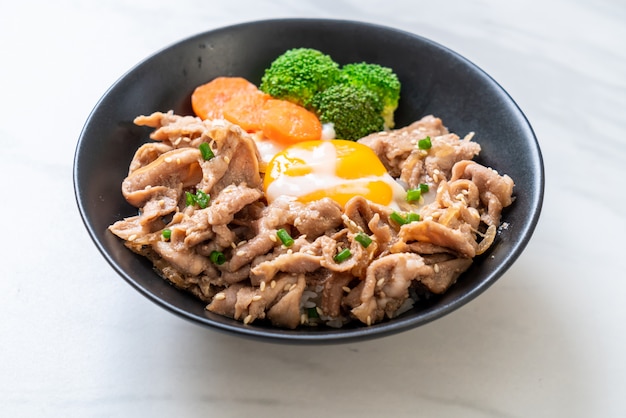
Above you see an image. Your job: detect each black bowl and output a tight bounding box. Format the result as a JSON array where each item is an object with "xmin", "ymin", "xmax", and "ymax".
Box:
[{"xmin": 74, "ymin": 18, "xmax": 544, "ymax": 343}]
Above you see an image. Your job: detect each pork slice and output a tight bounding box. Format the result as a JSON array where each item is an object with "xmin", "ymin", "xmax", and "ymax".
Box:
[
  {"xmin": 123, "ymin": 237, "xmax": 218, "ymax": 302},
  {"xmin": 151, "ymin": 239, "xmax": 211, "ymax": 276},
  {"xmin": 262, "ymin": 197, "xmax": 299, "ymax": 229},
  {"xmin": 351, "ymin": 253, "xmax": 432, "ymax": 324},
  {"xmin": 343, "ymin": 279, "xmax": 365, "ymax": 310},
  {"xmin": 447, "ymin": 179, "xmax": 481, "ymax": 208},
  {"xmin": 344, "ymin": 197, "xmax": 395, "ymax": 231},
  {"xmin": 180, "ymin": 208, "xmax": 215, "ymax": 248},
  {"xmin": 207, "ymin": 184, "xmax": 263, "ymax": 226},
  {"xmin": 317, "ymin": 233, "xmax": 372, "ymax": 278},
  {"xmin": 128, "ymin": 142, "xmax": 174, "ymax": 174},
  {"xmin": 227, "ymin": 197, "xmax": 300, "ymax": 272},
  {"xmin": 343, "ymin": 196, "xmax": 397, "ymax": 255},
  {"xmin": 109, "ymin": 215, "xmax": 158, "ymax": 241},
  {"xmin": 420, "ymin": 257, "xmax": 473, "ymax": 294},
  {"xmin": 399, "ymin": 152, "xmax": 425, "ymax": 189},
  {"xmin": 122, "ymin": 147, "xmax": 202, "ymax": 207},
  {"xmin": 134, "ymin": 111, "xmax": 207, "ymax": 146},
  {"xmin": 267, "ymin": 274, "xmax": 307, "ymax": 329},
  {"xmin": 423, "ymin": 133, "xmax": 481, "ymax": 182},
  {"xmin": 359, "ymin": 115, "xmax": 448, "ymax": 177},
  {"xmin": 320, "ymin": 272, "xmax": 353, "ymax": 318},
  {"xmin": 209, "ymin": 275, "xmax": 300, "ymax": 325},
  {"xmin": 359, "ymin": 114, "xmax": 480, "ymax": 189},
  {"xmin": 247, "ymin": 274, "xmax": 299, "ymax": 323},
  {"xmin": 403, "ymin": 115, "xmax": 450, "ymax": 137},
  {"xmin": 367, "ymin": 213, "xmax": 396, "ymax": 255},
  {"xmin": 292, "ymin": 198, "xmax": 343, "ymax": 238},
  {"xmin": 138, "ymin": 187, "xmax": 181, "ymax": 224},
  {"xmin": 450, "ymin": 160, "xmax": 515, "ymax": 227},
  {"xmin": 206, "ymin": 283, "xmax": 245, "ymax": 318},
  {"xmin": 219, "ymin": 265, "xmax": 251, "ymax": 285},
  {"xmin": 136, "ymin": 112, "xmax": 263, "ymax": 197},
  {"xmin": 211, "ymin": 224, "xmax": 237, "ymax": 248},
  {"xmin": 250, "ymin": 252, "xmax": 324, "ymax": 284},
  {"xmin": 113, "ymin": 147, "xmax": 202, "ymax": 238},
  {"xmin": 405, "ymin": 241, "xmax": 458, "ymax": 255},
  {"xmin": 416, "ymin": 179, "xmax": 482, "ymax": 232},
  {"xmin": 234, "ymin": 287, "xmax": 257, "ymax": 320},
  {"xmin": 358, "ymin": 130, "xmax": 414, "ymax": 178},
  {"xmin": 227, "ymin": 233, "xmax": 276, "ymax": 273},
  {"xmin": 198, "ymin": 120, "xmax": 262, "ymax": 194},
  {"xmin": 133, "ymin": 111, "xmax": 171, "ymax": 129},
  {"xmin": 399, "ymin": 220, "xmax": 477, "ymax": 258}
]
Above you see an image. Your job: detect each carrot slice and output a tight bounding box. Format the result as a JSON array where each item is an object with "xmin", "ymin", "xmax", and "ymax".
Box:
[
  {"xmin": 222, "ymin": 90, "xmax": 270, "ymax": 132},
  {"xmin": 191, "ymin": 77, "xmax": 259, "ymax": 120},
  {"xmin": 261, "ymin": 99, "xmax": 322, "ymax": 145}
]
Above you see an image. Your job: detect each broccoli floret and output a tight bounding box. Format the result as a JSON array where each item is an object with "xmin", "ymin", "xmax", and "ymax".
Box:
[
  {"xmin": 260, "ymin": 48, "xmax": 341, "ymax": 109},
  {"xmin": 339, "ymin": 62, "xmax": 401, "ymax": 129},
  {"xmin": 311, "ymin": 84, "xmax": 385, "ymax": 141}
]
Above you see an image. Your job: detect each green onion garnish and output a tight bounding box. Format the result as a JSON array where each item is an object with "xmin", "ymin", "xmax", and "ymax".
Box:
[
  {"xmin": 185, "ymin": 191, "xmax": 196, "ymax": 206},
  {"xmin": 418, "ymin": 183, "xmax": 430, "ymax": 193},
  {"xmin": 276, "ymin": 228, "xmax": 294, "ymax": 247},
  {"xmin": 406, "ymin": 188, "xmax": 422, "ymax": 202},
  {"xmin": 406, "ymin": 213, "xmax": 421, "ymax": 223},
  {"xmin": 418, "ymin": 136, "xmax": 432, "ymax": 150},
  {"xmin": 199, "ymin": 142, "xmax": 215, "ymax": 160},
  {"xmin": 195, "ymin": 190, "xmax": 210, "ymax": 209},
  {"xmin": 209, "ymin": 250, "xmax": 225, "ymax": 265},
  {"xmin": 355, "ymin": 232, "xmax": 372, "ymax": 248},
  {"xmin": 162, "ymin": 229, "xmax": 171, "ymax": 240},
  {"xmin": 307, "ymin": 307, "xmax": 319, "ymax": 318},
  {"xmin": 334, "ymin": 248, "xmax": 352, "ymax": 263},
  {"xmin": 390, "ymin": 211, "xmax": 408, "ymax": 225},
  {"xmin": 185, "ymin": 190, "xmax": 210, "ymax": 208},
  {"xmin": 391, "ymin": 211, "xmax": 420, "ymax": 226}
]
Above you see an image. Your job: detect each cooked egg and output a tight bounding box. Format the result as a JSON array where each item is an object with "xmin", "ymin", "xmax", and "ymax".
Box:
[
  {"xmin": 252, "ymin": 123, "xmax": 337, "ymax": 172},
  {"xmin": 264, "ymin": 140, "xmax": 406, "ymax": 208},
  {"xmin": 252, "ymin": 132, "xmax": 285, "ymax": 171}
]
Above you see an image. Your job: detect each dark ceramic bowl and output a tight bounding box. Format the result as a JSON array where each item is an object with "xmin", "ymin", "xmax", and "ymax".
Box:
[{"xmin": 74, "ymin": 18, "xmax": 543, "ymax": 343}]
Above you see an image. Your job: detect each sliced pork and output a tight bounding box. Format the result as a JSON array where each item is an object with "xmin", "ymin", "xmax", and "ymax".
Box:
[{"xmin": 109, "ymin": 113, "xmax": 515, "ymax": 328}]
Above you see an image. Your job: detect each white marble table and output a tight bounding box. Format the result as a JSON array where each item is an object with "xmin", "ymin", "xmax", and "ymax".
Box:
[{"xmin": 2, "ymin": 0, "xmax": 625, "ymax": 416}]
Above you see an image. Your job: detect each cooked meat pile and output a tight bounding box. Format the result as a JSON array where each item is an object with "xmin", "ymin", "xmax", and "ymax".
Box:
[{"xmin": 109, "ymin": 111, "xmax": 514, "ymax": 329}]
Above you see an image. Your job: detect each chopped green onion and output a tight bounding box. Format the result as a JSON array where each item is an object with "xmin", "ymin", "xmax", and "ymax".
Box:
[
  {"xmin": 162, "ymin": 229, "xmax": 171, "ymax": 240},
  {"xmin": 195, "ymin": 190, "xmax": 210, "ymax": 209},
  {"xmin": 185, "ymin": 191, "xmax": 196, "ymax": 206},
  {"xmin": 418, "ymin": 136, "xmax": 432, "ymax": 150},
  {"xmin": 185, "ymin": 190, "xmax": 210, "ymax": 208},
  {"xmin": 390, "ymin": 211, "xmax": 408, "ymax": 225},
  {"xmin": 307, "ymin": 307, "xmax": 319, "ymax": 319},
  {"xmin": 199, "ymin": 142, "xmax": 215, "ymax": 160},
  {"xmin": 391, "ymin": 211, "xmax": 420, "ymax": 226},
  {"xmin": 355, "ymin": 232, "xmax": 372, "ymax": 248},
  {"xmin": 334, "ymin": 248, "xmax": 352, "ymax": 263},
  {"xmin": 406, "ymin": 188, "xmax": 422, "ymax": 202},
  {"xmin": 276, "ymin": 228, "xmax": 294, "ymax": 247},
  {"xmin": 209, "ymin": 250, "xmax": 225, "ymax": 265},
  {"xmin": 418, "ymin": 183, "xmax": 430, "ymax": 193},
  {"xmin": 406, "ymin": 213, "xmax": 421, "ymax": 223}
]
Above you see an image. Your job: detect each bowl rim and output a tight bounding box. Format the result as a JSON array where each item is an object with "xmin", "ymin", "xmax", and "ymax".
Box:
[{"xmin": 74, "ymin": 17, "xmax": 544, "ymax": 344}]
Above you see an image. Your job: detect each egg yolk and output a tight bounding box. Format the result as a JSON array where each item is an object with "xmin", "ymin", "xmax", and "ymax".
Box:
[{"xmin": 264, "ymin": 140, "xmax": 399, "ymax": 207}]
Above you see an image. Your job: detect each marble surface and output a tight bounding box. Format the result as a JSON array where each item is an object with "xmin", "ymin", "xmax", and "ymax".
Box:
[{"xmin": 1, "ymin": 0, "xmax": 625, "ymax": 416}]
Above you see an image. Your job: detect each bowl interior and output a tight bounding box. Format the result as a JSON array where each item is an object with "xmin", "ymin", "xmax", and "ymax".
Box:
[{"xmin": 74, "ymin": 18, "xmax": 543, "ymax": 343}]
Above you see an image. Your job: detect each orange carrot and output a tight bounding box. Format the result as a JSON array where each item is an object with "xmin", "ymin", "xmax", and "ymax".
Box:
[
  {"xmin": 191, "ymin": 77, "xmax": 259, "ymax": 120},
  {"xmin": 261, "ymin": 99, "xmax": 322, "ymax": 145},
  {"xmin": 222, "ymin": 90, "xmax": 270, "ymax": 132}
]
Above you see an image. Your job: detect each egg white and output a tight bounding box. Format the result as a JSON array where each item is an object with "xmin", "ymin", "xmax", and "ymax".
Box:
[
  {"xmin": 252, "ymin": 123, "xmax": 337, "ymax": 172},
  {"xmin": 265, "ymin": 141, "xmax": 407, "ymax": 210}
]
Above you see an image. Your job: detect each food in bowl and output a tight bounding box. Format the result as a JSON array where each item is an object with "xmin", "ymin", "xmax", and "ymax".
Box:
[{"xmin": 107, "ymin": 48, "xmax": 515, "ymax": 329}]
